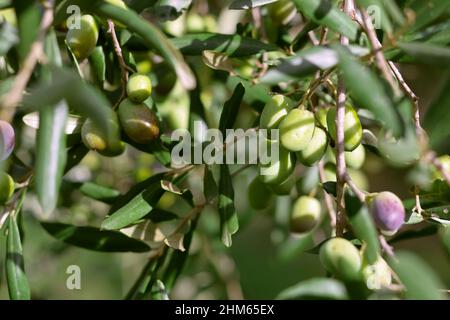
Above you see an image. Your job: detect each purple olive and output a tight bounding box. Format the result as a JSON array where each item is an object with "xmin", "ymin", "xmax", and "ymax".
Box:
[
  {"xmin": 370, "ymin": 191, "xmax": 405, "ymax": 233},
  {"xmin": 0, "ymin": 120, "xmax": 15, "ymax": 161}
]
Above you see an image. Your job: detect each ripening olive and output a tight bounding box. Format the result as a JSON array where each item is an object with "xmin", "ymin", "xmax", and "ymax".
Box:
[
  {"xmin": 118, "ymin": 98, "xmax": 160, "ymax": 144},
  {"xmin": 81, "ymin": 116, "xmax": 125, "ymax": 157},
  {"xmin": 362, "ymin": 256, "xmax": 392, "ymax": 290},
  {"xmin": 186, "ymin": 14, "xmax": 205, "ymax": 33},
  {"xmin": 0, "ymin": 120, "xmax": 15, "ymax": 161},
  {"xmin": 296, "ymin": 126, "xmax": 328, "ymax": 166},
  {"xmin": 126, "ymin": 74, "xmax": 152, "ymax": 103},
  {"xmin": 290, "ymin": 196, "xmax": 321, "ymax": 233},
  {"xmin": 259, "ymin": 94, "xmax": 294, "ymax": 130},
  {"xmin": 326, "ymin": 105, "xmax": 362, "ymax": 151},
  {"xmin": 370, "ymin": 191, "xmax": 405, "ymax": 234},
  {"xmin": 0, "ymin": 172, "xmax": 14, "ymax": 205},
  {"xmin": 345, "ymin": 143, "xmax": 366, "ymax": 169},
  {"xmin": 259, "ymin": 139, "xmax": 295, "ymax": 186},
  {"xmin": 319, "ymin": 237, "xmax": 362, "ymax": 281},
  {"xmin": 279, "ymin": 109, "xmax": 315, "ymax": 152},
  {"xmin": 66, "ymin": 14, "xmax": 99, "ymax": 60},
  {"xmin": 268, "ymin": 172, "xmax": 295, "ymax": 195},
  {"xmin": 247, "ymin": 176, "xmax": 274, "ymax": 210},
  {"xmin": 268, "ymin": 0, "xmax": 297, "ymax": 25}
]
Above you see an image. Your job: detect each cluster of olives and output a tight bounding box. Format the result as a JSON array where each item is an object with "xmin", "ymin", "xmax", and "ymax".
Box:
[
  {"xmin": 248, "ymin": 95, "xmax": 364, "ymax": 234},
  {"xmin": 0, "ymin": 120, "xmax": 15, "ymax": 206},
  {"xmin": 81, "ymin": 73, "xmax": 160, "ymax": 156}
]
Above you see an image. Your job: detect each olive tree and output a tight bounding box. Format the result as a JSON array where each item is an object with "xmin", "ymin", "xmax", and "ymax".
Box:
[{"xmin": 0, "ymin": 0, "xmax": 449, "ymax": 300}]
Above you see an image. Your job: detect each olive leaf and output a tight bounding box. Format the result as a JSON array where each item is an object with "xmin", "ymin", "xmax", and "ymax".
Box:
[
  {"xmin": 229, "ymin": 0, "xmax": 278, "ymax": 10},
  {"xmin": 277, "ymin": 278, "xmax": 348, "ymax": 300},
  {"xmin": 0, "ymin": 21, "xmax": 18, "ymax": 56},
  {"xmin": 218, "ymin": 165, "xmax": 239, "ymax": 247}
]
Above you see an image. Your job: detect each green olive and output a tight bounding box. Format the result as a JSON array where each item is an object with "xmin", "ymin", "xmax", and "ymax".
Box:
[
  {"xmin": 118, "ymin": 98, "xmax": 160, "ymax": 144},
  {"xmin": 362, "ymin": 256, "xmax": 392, "ymax": 290},
  {"xmin": 186, "ymin": 14, "xmax": 205, "ymax": 33},
  {"xmin": 0, "ymin": 8, "xmax": 16, "ymax": 26},
  {"xmin": 279, "ymin": 109, "xmax": 315, "ymax": 152},
  {"xmin": 326, "ymin": 105, "xmax": 362, "ymax": 151},
  {"xmin": 66, "ymin": 14, "xmax": 99, "ymax": 61},
  {"xmin": 348, "ymin": 168, "xmax": 369, "ymax": 191},
  {"xmin": 319, "ymin": 237, "xmax": 362, "ymax": 281},
  {"xmin": 323, "ymin": 162, "xmax": 336, "ymax": 182},
  {"xmin": 126, "ymin": 74, "xmax": 152, "ymax": 103},
  {"xmin": 315, "ymin": 107, "xmax": 329, "ymax": 130},
  {"xmin": 81, "ymin": 115, "xmax": 125, "ymax": 157},
  {"xmin": 268, "ymin": 172, "xmax": 295, "ymax": 195},
  {"xmin": 259, "ymin": 94, "xmax": 294, "ymax": 130},
  {"xmin": 296, "ymin": 126, "xmax": 328, "ymax": 166},
  {"xmin": 0, "ymin": 172, "xmax": 14, "ymax": 205},
  {"xmin": 247, "ymin": 176, "xmax": 274, "ymax": 210},
  {"xmin": 259, "ymin": 139, "xmax": 295, "ymax": 185},
  {"xmin": 290, "ymin": 196, "xmax": 321, "ymax": 233},
  {"xmin": 345, "ymin": 144, "xmax": 366, "ymax": 169}
]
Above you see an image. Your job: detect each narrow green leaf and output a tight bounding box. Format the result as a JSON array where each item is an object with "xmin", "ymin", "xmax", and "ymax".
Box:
[
  {"xmin": 102, "ymin": 183, "xmax": 165, "ymax": 230},
  {"xmin": 408, "ymin": 0, "xmax": 450, "ymax": 33},
  {"xmin": 345, "ymin": 191, "xmax": 380, "ymax": 264},
  {"xmin": 64, "ymin": 143, "xmax": 89, "ymax": 174},
  {"xmin": 151, "ymin": 280, "xmax": 170, "ymax": 300},
  {"xmin": 293, "ymin": 0, "xmax": 359, "ymax": 41},
  {"xmin": 218, "ymin": 83, "xmax": 245, "ymax": 135},
  {"xmin": 23, "ymin": 67, "xmax": 120, "ymax": 146},
  {"xmin": 41, "ymin": 222, "xmax": 150, "ymax": 252},
  {"xmin": 397, "ymin": 42, "xmax": 450, "ymax": 66},
  {"xmin": 230, "ymin": 0, "xmax": 278, "ymax": 10},
  {"xmin": 127, "ymin": 33, "xmax": 279, "ymax": 57},
  {"xmin": 261, "ymin": 46, "xmax": 368, "ymax": 85},
  {"xmin": 322, "ymin": 181, "xmax": 337, "ymax": 197},
  {"xmin": 388, "ymin": 251, "xmax": 445, "ymax": 300},
  {"xmin": 335, "ymin": 45, "xmax": 403, "ymax": 137},
  {"xmin": 35, "ymin": 30, "xmax": 68, "ymax": 215},
  {"xmin": 152, "ymin": 0, "xmax": 192, "ymax": 21},
  {"xmin": 79, "ymin": 182, "xmax": 120, "ymax": 204},
  {"xmin": 277, "ymin": 278, "xmax": 348, "ymax": 300},
  {"xmin": 13, "ymin": 0, "xmax": 40, "ymax": 62},
  {"xmin": 6, "ymin": 214, "xmax": 30, "ymax": 300},
  {"xmin": 218, "ymin": 165, "xmax": 239, "ymax": 247}
]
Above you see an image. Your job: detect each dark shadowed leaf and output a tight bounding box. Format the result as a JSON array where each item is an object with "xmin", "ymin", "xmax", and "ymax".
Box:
[
  {"xmin": 219, "ymin": 83, "xmax": 245, "ymax": 135},
  {"xmin": 218, "ymin": 165, "xmax": 239, "ymax": 247},
  {"xmin": 397, "ymin": 42, "xmax": 450, "ymax": 66},
  {"xmin": 293, "ymin": 0, "xmax": 358, "ymax": 41},
  {"xmin": 389, "ymin": 225, "xmax": 439, "ymax": 244},
  {"xmin": 41, "ymin": 222, "xmax": 150, "ymax": 252}
]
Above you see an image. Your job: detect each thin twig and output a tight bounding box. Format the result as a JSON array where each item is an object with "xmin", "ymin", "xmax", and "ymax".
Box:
[
  {"xmin": 344, "ymin": 173, "xmax": 366, "ymax": 202},
  {"xmin": 107, "ymin": 19, "xmax": 131, "ymax": 109},
  {"xmin": 0, "ymin": 0, "xmax": 55, "ymax": 121},
  {"xmin": 379, "ymin": 234, "xmax": 395, "ymax": 257},
  {"xmin": 334, "ymin": 0, "xmax": 355, "ymax": 237},
  {"xmin": 360, "ymin": 8, "xmax": 401, "ymax": 97}
]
